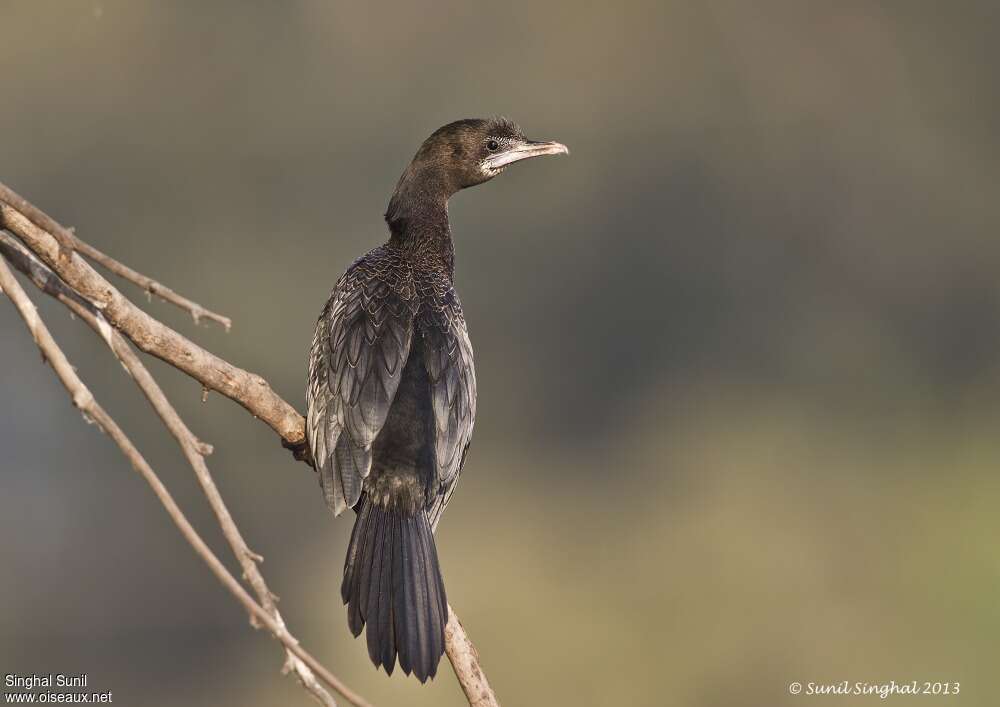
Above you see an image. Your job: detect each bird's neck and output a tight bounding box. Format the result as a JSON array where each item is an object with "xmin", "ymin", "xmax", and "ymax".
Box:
[{"xmin": 385, "ymin": 169, "xmax": 457, "ymax": 279}]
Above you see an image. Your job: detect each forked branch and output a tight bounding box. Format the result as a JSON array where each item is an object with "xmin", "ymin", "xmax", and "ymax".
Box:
[
  {"xmin": 0, "ymin": 255, "xmax": 366, "ymax": 707},
  {"xmin": 0, "ymin": 233, "xmax": 341, "ymax": 706},
  {"xmin": 0, "ymin": 182, "xmax": 500, "ymax": 707}
]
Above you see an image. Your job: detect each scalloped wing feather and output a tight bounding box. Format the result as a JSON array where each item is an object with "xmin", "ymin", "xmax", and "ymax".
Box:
[
  {"xmin": 307, "ymin": 253, "xmax": 415, "ymax": 516},
  {"xmin": 423, "ymin": 302, "xmax": 476, "ymax": 530}
]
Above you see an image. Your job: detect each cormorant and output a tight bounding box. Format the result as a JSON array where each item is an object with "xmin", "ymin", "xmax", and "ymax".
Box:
[{"xmin": 306, "ymin": 118, "xmax": 567, "ymax": 681}]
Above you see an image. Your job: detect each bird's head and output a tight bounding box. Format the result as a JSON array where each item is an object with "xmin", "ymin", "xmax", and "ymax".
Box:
[
  {"xmin": 413, "ymin": 117, "xmax": 569, "ymax": 189},
  {"xmin": 386, "ymin": 117, "xmax": 567, "ymax": 234}
]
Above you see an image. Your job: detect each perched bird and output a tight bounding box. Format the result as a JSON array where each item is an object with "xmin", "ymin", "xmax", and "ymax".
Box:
[{"xmin": 306, "ymin": 118, "xmax": 567, "ymax": 681}]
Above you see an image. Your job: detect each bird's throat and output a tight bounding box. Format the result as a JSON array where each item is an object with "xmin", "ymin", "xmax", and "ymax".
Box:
[{"xmin": 386, "ymin": 176, "xmax": 456, "ymax": 279}]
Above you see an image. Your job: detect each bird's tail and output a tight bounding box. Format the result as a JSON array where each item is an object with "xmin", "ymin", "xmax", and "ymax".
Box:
[{"xmin": 341, "ymin": 497, "xmax": 448, "ymax": 682}]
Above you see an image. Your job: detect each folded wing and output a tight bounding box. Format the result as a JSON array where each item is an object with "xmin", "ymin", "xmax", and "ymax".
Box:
[
  {"xmin": 308, "ymin": 259, "xmax": 415, "ymax": 515},
  {"xmin": 422, "ymin": 298, "xmax": 477, "ymax": 530}
]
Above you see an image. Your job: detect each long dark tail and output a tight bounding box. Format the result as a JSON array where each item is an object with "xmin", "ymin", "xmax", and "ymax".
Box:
[{"xmin": 341, "ymin": 497, "xmax": 448, "ymax": 682}]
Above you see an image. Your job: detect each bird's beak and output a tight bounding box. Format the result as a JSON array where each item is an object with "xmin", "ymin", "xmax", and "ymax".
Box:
[{"xmin": 486, "ymin": 140, "xmax": 570, "ymax": 170}]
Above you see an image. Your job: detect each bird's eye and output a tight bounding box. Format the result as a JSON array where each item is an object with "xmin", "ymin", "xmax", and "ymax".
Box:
[{"xmin": 486, "ymin": 139, "xmax": 500, "ymax": 152}]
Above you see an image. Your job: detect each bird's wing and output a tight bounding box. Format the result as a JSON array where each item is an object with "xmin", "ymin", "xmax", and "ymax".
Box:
[
  {"xmin": 423, "ymin": 296, "xmax": 477, "ymax": 530},
  {"xmin": 307, "ymin": 256, "xmax": 415, "ymax": 516}
]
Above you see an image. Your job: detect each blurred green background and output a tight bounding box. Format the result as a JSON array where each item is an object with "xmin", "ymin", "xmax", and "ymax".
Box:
[{"xmin": 2, "ymin": 1, "xmax": 999, "ymax": 705}]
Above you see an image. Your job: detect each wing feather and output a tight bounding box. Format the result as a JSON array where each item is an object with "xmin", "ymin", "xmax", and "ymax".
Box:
[
  {"xmin": 422, "ymin": 298, "xmax": 477, "ymax": 530},
  {"xmin": 307, "ymin": 251, "xmax": 415, "ymax": 515}
]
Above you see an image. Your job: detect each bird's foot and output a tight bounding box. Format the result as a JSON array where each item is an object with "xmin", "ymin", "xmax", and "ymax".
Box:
[{"xmin": 282, "ymin": 437, "xmax": 316, "ymax": 469}]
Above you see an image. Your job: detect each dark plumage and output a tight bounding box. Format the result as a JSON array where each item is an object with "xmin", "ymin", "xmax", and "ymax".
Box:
[{"xmin": 306, "ymin": 117, "xmax": 567, "ymax": 681}]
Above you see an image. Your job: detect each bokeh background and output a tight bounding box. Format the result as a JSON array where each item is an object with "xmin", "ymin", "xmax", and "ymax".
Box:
[{"xmin": 2, "ymin": 2, "xmax": 999, "ymax": 705}]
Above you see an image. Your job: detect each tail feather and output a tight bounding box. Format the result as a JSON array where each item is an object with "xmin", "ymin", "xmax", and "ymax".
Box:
[
  {"xmin": 373, "ymin": 510, "xmax": 395, "ymax": 673},
  {"xmin": 398, "ymin": 514, "xmax": 424, "ymax": 677},
  {"xmin": 416, "ymin": 512, "xmax": 447, "ymax": 661},
  {"xmin": 342, "ymin": 498, "xmax": 447, "ymax": 682},
  {"xmin": 346, "ymin": 503, "xmax": 373, "ymax": 636}
]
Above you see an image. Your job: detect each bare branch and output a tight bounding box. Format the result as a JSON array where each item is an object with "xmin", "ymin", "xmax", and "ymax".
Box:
[
  {"xmin": 0, "ymin": 233, "xmax": 341, "ymax": 707},
  {"xmin": 0, "ymin": 230, "xmax": 97, "ymax": 312},
  {"xmin": 0, "ymin": 183, "xmax": 77, "ymax": 253},
  {"xmin": 445, "ymin": 606, "xmax": 500, "ymax": 707},
  {"xmin": 0, "ymin": 183, "xmax": 231, "ymax": 329},
  {"xmin": 0, "ymin": 187, "xmax": 500, "ymax": 705},
  {"xmin": 0, "ymin": 200, "xmax": 305, "ymax": 445},
  {"xmin": 0, "ymin": 256, "xmax": 373, "ymax": 707}
]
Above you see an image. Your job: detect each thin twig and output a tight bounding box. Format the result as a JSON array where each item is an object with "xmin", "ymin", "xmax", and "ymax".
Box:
[
  {"xmin": 74, "ymin": 238, "xmax": 232, "ymax": 330},
  {"xmin": 0, "ymin": 183, "xmax": 231, "ymax": 329},
  {"xmin": 0, "ymin": 233, "xmax": 343, "ymax": 707},
  {"xmin": 0, "ymin": 256, "xmax": 373, "ymax": 707}
]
